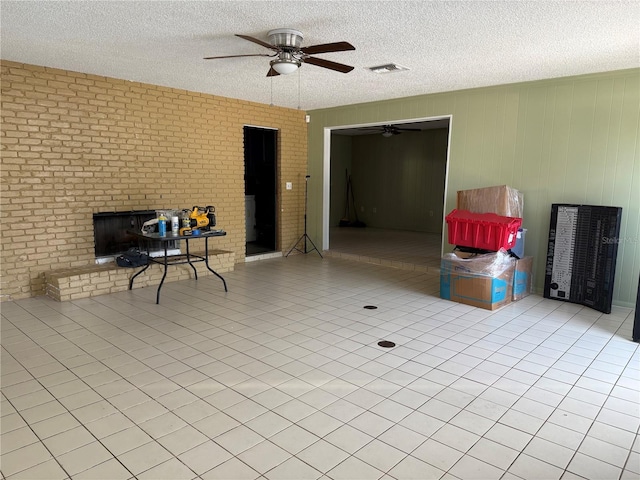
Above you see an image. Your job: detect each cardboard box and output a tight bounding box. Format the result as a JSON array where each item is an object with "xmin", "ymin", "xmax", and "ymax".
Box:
[
  {"xmin": 440, "ymin": 251, "xmax": 515, "ymax": 310},
  {"xmin": 457, "ymin": 185, "xmax": 524, "ymax": 219},
  {"xmin": 513, "ymin": 256, "xmax": 534, "ymax": 301}
]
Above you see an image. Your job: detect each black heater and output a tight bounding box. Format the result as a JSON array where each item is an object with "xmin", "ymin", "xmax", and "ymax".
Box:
[{"xmin": 544, "ymin": 204, "xmax": 622, "ymax": 314}]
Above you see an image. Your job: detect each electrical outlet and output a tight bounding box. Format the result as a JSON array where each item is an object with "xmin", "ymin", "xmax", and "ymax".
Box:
[
  {"xmin": 360, "ymin": 206, "xmax": 364, "ymax": 212},
  {"xmin": 286, "ymin": 182, "xmax": 292, "ymax": 190},
  {"xmin": 373, "ymin": 207, "xmax": 377, "ymax": 213},
  {"xmin": 429, "ymin": 210, "xmax": 434, "ymax": 217}
]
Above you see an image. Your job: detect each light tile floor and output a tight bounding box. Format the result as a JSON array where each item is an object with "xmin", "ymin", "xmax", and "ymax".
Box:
[
  {"xmin": 327, "ymin": 227, "xmax": 442, "ymax": 272},
  {"xmin": 1, "ymin": 255, "xmax": 639, "ymax": 480}
]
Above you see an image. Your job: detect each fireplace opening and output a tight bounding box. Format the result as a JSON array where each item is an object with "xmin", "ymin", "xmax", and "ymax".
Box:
[{"xmin": 93, "ymin": 210, "xmax": 180, "ymax": 263}]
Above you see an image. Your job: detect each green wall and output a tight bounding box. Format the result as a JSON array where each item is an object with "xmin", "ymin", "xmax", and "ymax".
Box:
[
  {"xmin": 330, "ymin": 129, "xmax": 448, "ymax": 231},
  {"xmin": 308, "ymin": 69, "xmax": 640, "ymax": 307},
  {"xmin": 349, "ymin": 128, "xmax": 448, "ymax": 232}
]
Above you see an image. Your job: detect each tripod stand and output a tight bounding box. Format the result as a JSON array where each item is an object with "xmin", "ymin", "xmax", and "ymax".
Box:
[{"xmin": 286, "ymin": 175, "xmax": 323, "ymax": 258}]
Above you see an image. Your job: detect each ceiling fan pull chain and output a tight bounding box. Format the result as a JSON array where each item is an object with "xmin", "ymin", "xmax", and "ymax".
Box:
[
  {"xmin": 297, "ymin": 68, "xmax": 301, "ymax": 110},
  {"xmin": 270, "ymin": 76, "xmax": 274, "ymax": 107}
]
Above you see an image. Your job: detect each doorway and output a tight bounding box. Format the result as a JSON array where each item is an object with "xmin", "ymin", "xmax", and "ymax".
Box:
[
  {"xmin": 244, "ymin": 126, "xmax": 277, "ymax": 256},
  {"xmin": 322, "ymin": 116, "xmax": 452, "ymax": 269}
]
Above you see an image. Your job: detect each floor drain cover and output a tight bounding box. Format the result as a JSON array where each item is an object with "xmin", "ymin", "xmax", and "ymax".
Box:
[
  {"xmin": 378, "ymin": 340, "xmax": 396, "ymax": 348},
  {"xmin": 363, "ymin": 305, "xmax": 378, "ymax": 310}
]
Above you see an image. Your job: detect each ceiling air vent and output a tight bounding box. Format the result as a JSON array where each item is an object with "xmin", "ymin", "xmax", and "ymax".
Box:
[{"xmin": 367, "ymin": 63, "xmax": 409, "ymax": 74}]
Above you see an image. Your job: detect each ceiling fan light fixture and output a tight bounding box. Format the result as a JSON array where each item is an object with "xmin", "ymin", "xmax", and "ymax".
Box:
[
  {"xmin": 270, "ymin": 58, "xmax": 301, "ymax": 75},
  {"xmin": 206, "ymin": 29, "xmax": 355, "ymax": 77},
  {"xmin": 382, "ymin": 131, "xmax": 394, "ymax": 137}
]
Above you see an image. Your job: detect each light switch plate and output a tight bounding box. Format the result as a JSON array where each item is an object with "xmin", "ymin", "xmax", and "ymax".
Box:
[{"xmin": 286, "ymin": 182, "xmax": 292, "ymax": 190}]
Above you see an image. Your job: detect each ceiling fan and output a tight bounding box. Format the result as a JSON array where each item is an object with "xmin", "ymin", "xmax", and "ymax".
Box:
[
  {"xmin": 204, "ymin": 28, "xmax": 355, "ymax": 77},
  {"xmin": 368, "ymin": 125, "xmax": 422, "ymax": 137}
]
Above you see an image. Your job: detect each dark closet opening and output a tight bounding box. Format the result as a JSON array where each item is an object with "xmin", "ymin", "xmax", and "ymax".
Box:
[{"xmin": 244, "ymin": 126, "xmax": 277, "ymax": 256}]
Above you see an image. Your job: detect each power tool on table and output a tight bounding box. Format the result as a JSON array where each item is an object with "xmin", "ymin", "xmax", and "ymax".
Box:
[{"xmin": 179, "ymin": 206, "xmax": 216, "ymax": 235}]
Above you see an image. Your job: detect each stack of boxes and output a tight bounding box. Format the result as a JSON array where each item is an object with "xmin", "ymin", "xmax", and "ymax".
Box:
[{"xmin": 440, "ymin": 185, "xmax": 534, "ymax": 310}]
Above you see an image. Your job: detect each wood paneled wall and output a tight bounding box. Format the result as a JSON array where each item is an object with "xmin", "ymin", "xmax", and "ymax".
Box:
[{"xmin": 309, "ymin": 69, "xmax": 640, "ymax": 307}]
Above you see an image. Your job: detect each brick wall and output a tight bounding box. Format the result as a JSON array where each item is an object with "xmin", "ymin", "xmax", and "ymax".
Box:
[{"xmin": 0, "ymin": 61, "xmax": 308, "ymax": 301}]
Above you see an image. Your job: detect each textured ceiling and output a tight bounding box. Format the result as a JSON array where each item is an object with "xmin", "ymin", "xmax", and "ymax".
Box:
[{"xmin": 2, "ymin": 1, "xmax": 639, "ymax": 111}]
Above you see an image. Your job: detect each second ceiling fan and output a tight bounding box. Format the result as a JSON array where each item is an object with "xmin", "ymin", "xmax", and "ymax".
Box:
[
  {"xmin": 368, "ymin": 125, "xmax": 422, "ymax": 137},
  {"xmin": 204, "ymin": 28, "xmax": 355, "ymax": 77}
]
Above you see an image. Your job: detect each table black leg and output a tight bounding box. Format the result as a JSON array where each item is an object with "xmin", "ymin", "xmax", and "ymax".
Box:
[
  {"xmin": 129, "ymin": 263, "xmax": 150, "ymax": 290},
  {"xmin": 205, "ymin": 236, "xmax": 228, "ymax": 292},
  {"xmin": 129, "ymin": 241, "xmax": 151, "ymax": 290},
  {"xmin": 185, "ymin": 238, "xmax": 198, "ymax": 279},
  {"xmin": 156, "ymin": 243, "xmax": 169, "ymax": 304}
]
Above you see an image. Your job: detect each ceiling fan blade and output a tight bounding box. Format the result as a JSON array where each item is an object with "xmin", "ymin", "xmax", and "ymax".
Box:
[
  {"xmin": 266, "ymin": 67, "xmax": 280, "ymax": 77},
  {"xmin": 300, "ymin": 41, "xmax": 355, "ymax": 55},
  {"xmin": 204, "ymin": 53, "xmax": 272, "ymax": 60},
  {"xmin": 303, "ymin": 56, "xmax": 354, "ymax": 73},
  {"xmin": 236, "ymin": 34, "xmax": 276, "ymax": 50}
]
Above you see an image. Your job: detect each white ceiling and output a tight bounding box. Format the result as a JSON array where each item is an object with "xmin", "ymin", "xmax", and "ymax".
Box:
[{"xmin": 2, "ymin": 1, "xmax": 639, "ymax": 111}]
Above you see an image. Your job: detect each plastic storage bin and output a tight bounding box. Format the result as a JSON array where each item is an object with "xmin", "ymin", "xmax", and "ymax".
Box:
[
  {"xmin": 511, "ymin": 228, "xmax": 527, "ymax": 258},
  {"xmin": 446, "ymin": 209, "xmax": 522, "ymax": 251}
]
